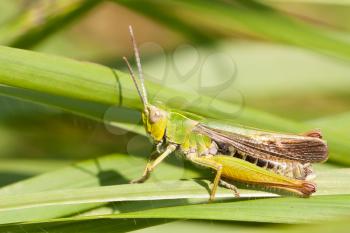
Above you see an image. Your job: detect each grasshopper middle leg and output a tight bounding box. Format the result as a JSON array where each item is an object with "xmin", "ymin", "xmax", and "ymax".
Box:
[{"xmin": 130, "ymin": 144, "xmax": 177, "ymax": 183}]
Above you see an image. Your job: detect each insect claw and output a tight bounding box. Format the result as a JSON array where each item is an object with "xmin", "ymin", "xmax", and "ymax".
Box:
[
  {"xmin": 130, "ymin": 164, "xmax": 152, "ymax": 184},
  {"xmin": 130, "ymin": 173, "xmax": 150, "ymax": 184},
  {"xmin": 130, "ymin": 178, "xmax": 143, "ymax": 184},
  {"xmin": 219, "ymin": 179, "xmax": 240, "ymax": 198}
]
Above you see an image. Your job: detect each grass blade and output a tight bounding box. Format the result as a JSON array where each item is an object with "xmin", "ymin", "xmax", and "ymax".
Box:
[
  {"xmin": 8, "ymin": 194, "xmax": 350, "ymax": 224},
  {"xmin": 0, "ymin": 0, "xmax": 101, "ymax": 48},
  {"xmin": 261, "ymin": 0, "xmax": 350, "ymax": 5},
  {"xmin": 118, "ymin": 0, "xmax": 350, "ymax": 61},
  {"xmin": 0, "ymin": 152, "xmax": 202, "ymax": 224},
  {"xmin": 0, "ymin": 219, "xmax": 167, "ymax": 233},
  {"xmin": 0, "ymin": 167, "xmax": 348, "ymax": 224},
  {"xmin": 96, "ymin": 194, "xmax": 350, "ymax": 224},
  {"xmin": 0, "ymin": 45, "xmax": 349, "ymax": 165}
]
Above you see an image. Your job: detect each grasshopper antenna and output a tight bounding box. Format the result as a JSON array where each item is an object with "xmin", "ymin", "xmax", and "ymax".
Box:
[
  {"xmin": 123, "ymin": 56, "xmax": 147, "ymax": 108},
  {"xmin": 128, "ymin": 25, "xmax": 149, "ymax": 106}
]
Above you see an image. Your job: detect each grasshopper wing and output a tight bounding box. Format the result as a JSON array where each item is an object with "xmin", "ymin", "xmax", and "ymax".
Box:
[{"xmin": 194, "ymin": 123, "xmax": 328, "ymax": 163}]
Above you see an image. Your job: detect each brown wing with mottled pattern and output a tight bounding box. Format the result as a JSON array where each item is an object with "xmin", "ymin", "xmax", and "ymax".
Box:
[{"xmin": 194, "ymin": 124, "xmax": 328, "ymax": 163}]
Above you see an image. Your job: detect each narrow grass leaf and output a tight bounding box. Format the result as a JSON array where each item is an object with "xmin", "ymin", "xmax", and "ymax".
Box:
[
  {"xmin": 0, "ymin": 167, "xmax": 348, "ymax": 224},
  {"xmin": 0, "ymin": 0, "xmax": 101, "ymax": 48},
  {"xmin": 67, "ymin": 195, "xmax": 350, "ymax": 224},
  {"xmin": 0, "ymin": 153, "xmax": 202, "ymax": 224},
  {"xmin": 0, "ymin": 46, "xmax": 349, "ymax": 164},
  {"xmin": 118, "ymin": 0, "xmax": 350, "ymax": 61}
]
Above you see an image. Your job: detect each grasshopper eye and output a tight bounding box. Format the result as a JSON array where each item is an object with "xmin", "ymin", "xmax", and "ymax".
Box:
[{"xmin": 150, "ymin": 110, "xmax": 162, "ymax": 123}]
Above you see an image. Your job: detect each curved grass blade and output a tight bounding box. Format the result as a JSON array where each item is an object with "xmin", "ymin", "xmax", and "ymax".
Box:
[
  {"xmin": 0, "ymin": 86, "xmax": 145, "ymax": 135},
  {"xmin": 0, "ymin": 158, "xmax": 69, "ymax": 175},
  {"xmin": 0, "ymin": 219, "xmax": 169, "ymax": 233},
  {"xmin": 116, "ymin": 0, "xmax": 216, "ymax": 44},
  {"xmin": 0, "ymin": 45, "xmax": 349, "ymax": 164},
  {"xmin": 308, "ymin": 112, "xmax": 350, "ymax": 139},
  {"xmin": 0, "ymin": 167, "xmax": 349, "ymax": 224},
  {"xmin": 118, "ymin": 0, "xmax": 350, "ymax": 61},
  {"xmin": 2, "ymin": 216, "xmax": 350, "ymax": 233},
  {"xmin": 128, "ymin": 218, "xmax": 350, "ymax": 233},
  {"xmin": 0, "ymin": 152, "xmax": 203, "ymax": 224},
  {"xmin": 262, "ymin": 0, "xmax": 350, "ymax": 5},
  {"xmin": 0, "ymin": 0, "xmax": 101, "ymax": 48},
  {"xmin": 49, "ymin": 194, "xmax": 350, "ymax": 224}
]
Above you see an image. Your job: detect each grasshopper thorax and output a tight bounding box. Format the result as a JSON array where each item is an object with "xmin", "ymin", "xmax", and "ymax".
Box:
[{"xmin": 142, "ymin": 105, "xmax": 168, "ymax": 142}]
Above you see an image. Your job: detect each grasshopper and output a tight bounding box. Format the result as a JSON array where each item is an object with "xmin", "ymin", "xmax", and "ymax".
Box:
[{"xmin": 123, "ymin": 26, "xmax": 328, "ymax": 200}]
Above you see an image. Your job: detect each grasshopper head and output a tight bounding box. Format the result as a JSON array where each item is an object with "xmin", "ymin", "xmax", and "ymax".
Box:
[
  {"xmin": 142, "ymin": 105, "xmax": 167, "ymax": 142},
  {"xmin": 123, "ymin": 26, "xmax": 167, "ymax": 142}
]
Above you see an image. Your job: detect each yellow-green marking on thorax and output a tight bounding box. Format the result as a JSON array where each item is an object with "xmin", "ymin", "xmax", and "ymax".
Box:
[
  {"xmin": 166, "ymin": 111, "xmax": 198, "ymax": 144},
  {"xmin": 166, "ymin": 111, "xmax": 213, "ymax": 155}
]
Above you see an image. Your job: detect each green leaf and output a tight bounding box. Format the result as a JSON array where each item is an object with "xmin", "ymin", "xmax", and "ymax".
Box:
[
  {"xmin": 0, "ymin": 218, "xmax": 166, "ymax": 233},
  {"xmin": 136, "ymin": 40, "xmax": 350, "ymax": 119},
  {"xmin": 308, "ymin": 112, "xmax": 350, "ymax": 137},
  {"xmin": 2, "ymin": 217, "xmax": 350, "ymax": 233},
  {"xmin": 0, "ymin": 158, "xmax": 69, "ymax": 175},
  {"xmin": 0, "ymin": 165, "xmax": 349, "ymax": 224},
  {"xmin": 261, "ymin": 0, "xmax": 350, "ymax": 5},
  {"xmin": 52, "ymin": 194, "xmax": 350, "ymax": 224},
  {"xmin": 0, "ymin": 0, "xmax": 101, "ymax": 48},
  {"xmin": 0, "ymin": 86, "xmax": 145, "ymax": 135},
  {"xmin": 0, "ymin": 45, "xmax": 349, "ymax": 165},
  {"xmin": 126, "ymin": 218, "xmax": 350, "ymax": 233},
  {"xmin": 118, "ymin": 0, "xmax": 350, "ymax": 61},
  {"xmin": 2, "ymin": 193, "xmax": 348, "ymax": 225},
  {"xmin": 116, "ymin": 0, "xmax": 215, "ymax": 45},
  {"xmin": 0, "ymin": 152, "xmax": 203, "ymax": 224},
  {"xmin": 0, "ymin": 1, "xmax": 348, "ymax": 231},
  {"xmin": 121, "ymin": 219, "xmax": 350, "ymax": 233}
]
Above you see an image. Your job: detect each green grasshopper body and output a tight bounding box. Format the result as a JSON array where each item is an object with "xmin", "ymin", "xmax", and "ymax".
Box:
[{"xmin": 123, "ymin": 26, "xmax": 328, "ymax": 200}]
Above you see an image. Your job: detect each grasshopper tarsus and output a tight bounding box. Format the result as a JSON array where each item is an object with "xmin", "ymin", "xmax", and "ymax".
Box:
[
  {"xmin": 129, "ymin": 173, "xmax": 150, "ymax": 184},
  {"xmin": 130, "ymin": 162, "xmax": 152, "ymax": 184},
  {"xmin": 219, "ymin": 179, "xmax": 240, "ymax": 198},
  {"xmin": 300, "ymin": 181, "xmax": 317, "ymax": 197}
]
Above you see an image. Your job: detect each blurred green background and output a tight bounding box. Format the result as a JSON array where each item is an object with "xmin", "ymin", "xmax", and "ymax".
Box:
[{"xmin": 0, "ymin": 0, "xmax": 350, "ymax": 232}]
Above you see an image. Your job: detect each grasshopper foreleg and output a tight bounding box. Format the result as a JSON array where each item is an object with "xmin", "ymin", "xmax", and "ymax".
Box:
[
  {"xmin": 188, "ymin": 156, "xmax": 223, "ymax": 201},
  {"xmin": 219, "ymin": 179, "xmax": 240, "ymax": 197},
  {"xmin": 130, "ymin": 144, "xmax": 177, "ymax": 184}
]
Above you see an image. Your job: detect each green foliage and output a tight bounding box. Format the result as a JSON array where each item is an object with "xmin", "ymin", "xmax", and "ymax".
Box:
[
  {"xmin": 0, "ymin": 0, "xmax": 350, "ymax": 232},
  {"xmin": 119, "ymin": 0, "xmax": 350, "ymax": 60},
  {"xmin": 0, "ymin": 0, "xmax": 100, "ymax": 48},
  {"xmin": 0, "ymin": 45, "xmax": 349, "ymax": 165}
]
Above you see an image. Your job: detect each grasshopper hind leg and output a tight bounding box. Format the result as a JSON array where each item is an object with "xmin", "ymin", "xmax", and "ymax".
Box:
[
  {"xmin": 188, "ymin": 156, "xmax": 223, "ymax": 201},
  {"xmin": 219, "ymin": 179, "xmax": 240, "ymax": 197}
]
